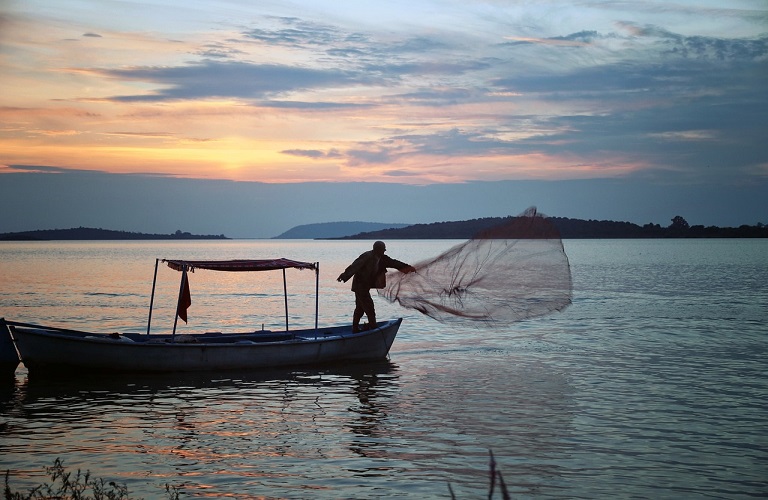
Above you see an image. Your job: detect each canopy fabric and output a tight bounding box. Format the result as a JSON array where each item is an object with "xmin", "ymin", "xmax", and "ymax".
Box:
[{"xmin": 163, "ymin": 258, "xmax": 317, "ymax": 272}]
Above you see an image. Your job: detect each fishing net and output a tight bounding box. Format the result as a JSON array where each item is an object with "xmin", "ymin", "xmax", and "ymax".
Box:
[{"xmin": 379, "ymin": 207, "xmax": 572, "ymax": 327}]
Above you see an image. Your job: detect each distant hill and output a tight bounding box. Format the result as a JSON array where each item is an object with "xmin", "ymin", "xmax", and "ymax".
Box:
[
  {"xmin": 0, "ymin": 227, "xmax": 229, "ymax": 241},
  {"xmin": 331, "ymin": 217, "xmax": 499, "ymax": 240},
  {"xmin": 273, "ymin": 221, "xmax": 410, "ymax": 239},
  {"xmin": 329, "ymin": 216, "xmax": 768, "ymax": 239}
]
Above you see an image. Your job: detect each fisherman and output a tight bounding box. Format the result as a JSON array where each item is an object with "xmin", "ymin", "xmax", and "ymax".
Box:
[{"xmin": 337, "ymin": 241, "xmax": 415, "ymax": 333}]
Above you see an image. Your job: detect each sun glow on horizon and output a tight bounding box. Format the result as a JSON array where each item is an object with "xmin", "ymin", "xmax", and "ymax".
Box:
[{"xmin": 1, "ymin": 0, "xmax": 765, "ymax": 187}]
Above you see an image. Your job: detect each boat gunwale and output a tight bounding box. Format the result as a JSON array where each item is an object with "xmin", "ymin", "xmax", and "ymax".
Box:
[{"xmin": 9, "ymin": 319, "xmax": 402, "ymax": 348}]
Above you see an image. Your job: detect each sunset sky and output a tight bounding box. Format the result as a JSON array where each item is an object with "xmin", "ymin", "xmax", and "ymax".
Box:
[{"xmin": 1, "ymin": 0, "xmax": 766, "ymax": 237}]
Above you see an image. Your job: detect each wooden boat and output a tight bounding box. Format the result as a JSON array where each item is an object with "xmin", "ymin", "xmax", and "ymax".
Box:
[{"xmin": 7, "ymin": 258, "xmax": 402, "ymax": 374}]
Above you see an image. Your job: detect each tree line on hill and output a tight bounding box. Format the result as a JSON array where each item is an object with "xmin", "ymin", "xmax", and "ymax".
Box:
[
  {"xmin": 331, "ymin": 215, "xmax": 768, "ymax": 240},
  {"xmin": 2, "ymin": 216, "xmax": 766, "ymax": 241},
  {"xmin": 0, "ymin": 227, "xmax": 228, "ymax": 241}
]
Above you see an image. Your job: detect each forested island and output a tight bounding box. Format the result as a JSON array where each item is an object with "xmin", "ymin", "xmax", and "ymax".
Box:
[
  {"xmin": 0, "ymin": 227, "xmax": 228, "ymax": 241},
  {"xmin": 330, "ymin": 215, "xmax": 768, "ymax": 240},
  {"xmin": 2, "ymin": 215, "xmax": 766, "ymax": 241},
  {"xmin": 273, "ymin": 221, "xmax": 410, "ymax": 239}
]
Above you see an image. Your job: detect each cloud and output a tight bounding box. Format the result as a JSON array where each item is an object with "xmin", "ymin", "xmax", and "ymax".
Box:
[
  {"xmin": 2, "ymin": 164, "xmax": 91, "ymax": 174},
  {"xmin": 262, "ymin": 100, "xmax": 369, "ymax": 109},
  {"xmin": 243, "ymin": 16, "xmax": 349, "ymax": 47},
  {"xmin": 93, "ymin": 60, "xmax": 372, "ymax": 101},
  {"xmin": 2, "ymin": 2, "xmax": 766, "ymax": 192},
  {"xmin": 503, "ymin": 31, "xmax": 605, "ymax": 47},
  {"xmin": 329, "ymin": 128, "xmax": 536, "ymax": 170},
  {"xmin": 281, "ymin": 129, "xmax": 527, "ymax": 171},
  {"xmin": 382, "ymin": 169, "xmax": 420, "ymax": 177},
  {"xmin": 386, "ymin": 128, "xmax": 508, "ymax": 157},
  {"xmin": 242, "ymin": 16, "xmax": 453, "ymax": 58},
  {"xmin": 477, "ymin": 23, "xmax": 768, "ymax": 180},
  {"xmin": 281, "ymin": 148, "xmax": 343, "ymax": 159},
  {"xmin": 83, "ymin": 13, "xmax": 488, "ymax": 104},
  {"xmin": 346, "ymin": 147, "xmax": 395, "ymax": 166},
  {"xmin": 388, "ymin": 87, "xmax": 476, "ymax": 107},
  {"xmin": 196, "ymin": 42, "xmax": 247, "ymax": 59},
  {"xmin": 361, "ymin": 59, "xmax": 491, "ymax": 80},
  {"xmin": 76, "ymin": 19, "xmax": 489, "ymax": 104},
  {"xmin": 619, "ymin": 22, "xmax": 768, "ymax": 61}
]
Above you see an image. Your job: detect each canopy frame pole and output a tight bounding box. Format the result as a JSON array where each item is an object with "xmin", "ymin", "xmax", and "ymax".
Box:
[
  {"xmin": 283, "ymin": 268, "xmax": 289, "ymax": 331},
  {"xmin": 146, "ymin": 258, "xmax": 160, "ymax": 336},
  {"xmin": 314, "ymin": 263, "xmax": 319, "ymax": 331},
  {"xmin": 172, "ymin": 266, "xmax": 188, "ymax": 341}
]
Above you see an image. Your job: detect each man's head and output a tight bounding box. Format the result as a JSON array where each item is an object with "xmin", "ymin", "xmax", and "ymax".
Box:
[{"xmin": 373, "ymin": 240, "xmax": 386, "ymax": 255}]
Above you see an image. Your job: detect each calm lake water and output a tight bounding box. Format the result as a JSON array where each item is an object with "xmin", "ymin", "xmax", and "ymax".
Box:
[{"xmin": 1, "ymin": 239, "xmax": 766, "ymax": 499}]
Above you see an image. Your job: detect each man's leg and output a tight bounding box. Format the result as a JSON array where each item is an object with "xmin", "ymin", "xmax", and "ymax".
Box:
[
  {"xmin": 353, "ymin": 292, "xmax": 365, "ymax": 332},
  {"xmin": 360, "ymin": 291, "xmax": 376, "ymax": 330}
]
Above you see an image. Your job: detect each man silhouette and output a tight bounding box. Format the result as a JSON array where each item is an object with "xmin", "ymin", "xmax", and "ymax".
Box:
[{"xmin": 337, "ymin": 241, "xmax": 415, "ymax": 332}]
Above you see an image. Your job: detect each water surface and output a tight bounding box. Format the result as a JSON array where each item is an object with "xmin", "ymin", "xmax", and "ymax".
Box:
[{"xmin": 1, "ymin": 239, "xmax": 766, "ymax": 498}]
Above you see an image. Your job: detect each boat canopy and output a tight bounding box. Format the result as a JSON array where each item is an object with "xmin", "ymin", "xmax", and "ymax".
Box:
[
  {"xmin": 151, "ymin": 258, "xmax": 321, "ymax": 336},
  {"xmin": 163, "ymin": 258, "xmax": 317, "ymax": 273}
]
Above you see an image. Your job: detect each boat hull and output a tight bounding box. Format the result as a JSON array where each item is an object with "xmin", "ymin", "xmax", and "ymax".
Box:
[{"xmin": 9, "ymin": 319, "xmax": 402, "ymax": 373}]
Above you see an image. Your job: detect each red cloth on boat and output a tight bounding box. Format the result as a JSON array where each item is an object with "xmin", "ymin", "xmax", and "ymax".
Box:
[{"xmin": 177, "ymin": 274, "xmax": 191, "ymax": 323}]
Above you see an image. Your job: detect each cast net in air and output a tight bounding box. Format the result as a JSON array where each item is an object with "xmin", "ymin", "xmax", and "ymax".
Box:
[{"xmin": 379, "ymin": 207, "xmax": 572, "ymax": 327}]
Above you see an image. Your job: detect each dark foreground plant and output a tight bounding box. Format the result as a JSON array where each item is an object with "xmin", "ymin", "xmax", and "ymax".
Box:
[
  {"xmin": 448, "ymin": 450, "xmax": 510, "ymax": 500},
  {"xmin": 4, "ymin": 458, "xmax": 180, "ymax": 500},
  {"xmin": 9, "ymin": 455, "xmax": 506, "ymax": 499}
]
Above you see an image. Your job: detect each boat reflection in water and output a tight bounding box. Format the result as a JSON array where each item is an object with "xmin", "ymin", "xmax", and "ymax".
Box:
[{"xmin": 2, "ymin": 359, "xmax": 402, "ymax": 495}]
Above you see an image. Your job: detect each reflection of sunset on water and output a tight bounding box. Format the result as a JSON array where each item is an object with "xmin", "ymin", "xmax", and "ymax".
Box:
[{"xmin": 2, "ymin": 239, "xmax": 767, "ymax": 497}]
